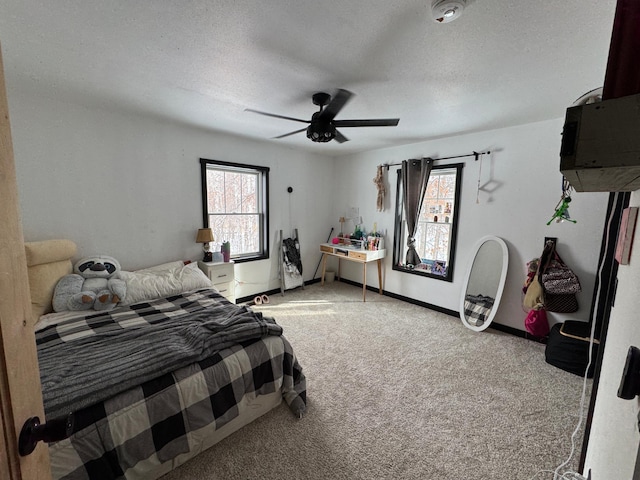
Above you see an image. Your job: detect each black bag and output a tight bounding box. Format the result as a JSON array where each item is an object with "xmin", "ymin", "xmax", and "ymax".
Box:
[
  {"xmin": 538, "ymin": 241, "xmax": 579, "ymax": 313},
  {"xmin": 541, "ymin": 256, "xmax": 581, "ymax": 295},
  {"xmin": 544, "ymin": 293, "xmax": 578, "ymax": 313},
  {"xmin": 545, "ymin": 321, "xmax": 599, "ymax": 378}
]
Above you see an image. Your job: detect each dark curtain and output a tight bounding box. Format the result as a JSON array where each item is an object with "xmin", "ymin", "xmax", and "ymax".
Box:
[{"xmin": 402, "ymin": 158, "xmax": 433, "ymax": 266}]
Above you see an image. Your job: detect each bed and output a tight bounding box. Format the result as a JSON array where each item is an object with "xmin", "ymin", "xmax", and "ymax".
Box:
[{"xmin": 25, "ymin": 239, "xmax": 306, "ymax": 480}]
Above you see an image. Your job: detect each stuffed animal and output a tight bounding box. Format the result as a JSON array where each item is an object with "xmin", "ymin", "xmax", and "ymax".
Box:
[{"xmin": 52, "ymin": 255, "xmax": 127, "ymax": 312}]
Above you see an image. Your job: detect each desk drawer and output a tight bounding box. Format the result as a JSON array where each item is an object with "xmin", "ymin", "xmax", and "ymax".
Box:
[
  {"xmin": 320, "ymin": 245, "xmax": 334, "ymax": 254},
  {"xmin": 348, "ymin": 251, "xmax": 367, "ymax": 261}
]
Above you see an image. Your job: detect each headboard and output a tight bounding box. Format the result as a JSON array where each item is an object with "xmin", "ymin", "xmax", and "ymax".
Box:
[{"xmin": 24, "ymin": 239, "xmax": 77, "ymax": 322}]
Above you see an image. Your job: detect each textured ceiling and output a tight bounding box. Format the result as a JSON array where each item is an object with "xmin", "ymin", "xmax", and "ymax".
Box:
[{"xmin": 0, "ymin": 0, "xmax": 618, "ymax": 155}]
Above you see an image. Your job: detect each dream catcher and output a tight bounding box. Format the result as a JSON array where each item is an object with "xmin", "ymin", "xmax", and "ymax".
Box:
[{"xmin": 547, "ymin": 177, "xmax": 577, "ymax": 225}]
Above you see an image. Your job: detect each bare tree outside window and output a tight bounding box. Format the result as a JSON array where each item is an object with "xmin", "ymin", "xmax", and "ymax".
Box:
[
  {"xmin": 200, "ymin": 159, "xmax": 269, "ymax": 262},
  {"xmin": 393, "ymin": 164, "xmax": 463, "ymax": 282}
]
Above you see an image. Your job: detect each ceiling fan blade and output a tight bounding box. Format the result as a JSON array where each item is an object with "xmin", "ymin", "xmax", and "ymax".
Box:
[
  {"xmin": 333, "ymin": 118, "xmax": 400, "ymax": 127},
  {"xmin": 318, "ymin": 89, "xmax": 353, "ymax": 121},
  {"xmin": 334, "ymin": 130, "xmax": 349, "ymax": 143},
  {"xmin": 245, "ymin": 109, "xmax": 310, "ymax": 124},
  {"xmin": 273, "ymin": 127, "xmax": 307, "ymax": 139}
]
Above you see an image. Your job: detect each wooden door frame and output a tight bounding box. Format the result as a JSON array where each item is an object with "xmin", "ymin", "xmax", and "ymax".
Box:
[{"xmin": 0, "ymin": 42, "xmax": 52, "ymax": 479}]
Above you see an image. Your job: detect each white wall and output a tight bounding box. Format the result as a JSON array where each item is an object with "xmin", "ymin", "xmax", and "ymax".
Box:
[
  {"xmin": 584, "ymin": 191, "xmax": 640, "ymax": 479},
  {"xmin": 8, "ymin": 88, "xmax": 335, "ymax": 300},
  {"xmin": 331, "ymin": 119, "xmax": 610, "ymax": 331},
  {"xmin": 8, "ymin": 84, "xmax": 610, "ymax": 330}
]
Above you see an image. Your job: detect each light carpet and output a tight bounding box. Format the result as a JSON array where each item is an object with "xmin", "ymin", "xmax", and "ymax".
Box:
[{"xmin": 161, "ymin": 282, "xmax": 590, "ymax": 480}]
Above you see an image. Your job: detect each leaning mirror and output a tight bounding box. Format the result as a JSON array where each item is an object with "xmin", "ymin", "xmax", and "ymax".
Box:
[{"xmin": 459, "ymin": 236, "xmax": 509, "ymax": 332}]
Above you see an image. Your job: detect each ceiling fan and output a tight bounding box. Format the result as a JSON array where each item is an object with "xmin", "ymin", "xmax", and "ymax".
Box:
[{"xmin": 245, "ymin": 89, "xmax": 400, "ymax": 143}]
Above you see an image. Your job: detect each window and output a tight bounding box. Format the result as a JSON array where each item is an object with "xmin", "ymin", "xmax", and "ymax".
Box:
[
  {"xmin": 392, "ymin": 163, "xmax": 463, "ymax": 281},
  {"xmin": 200, "ymin": 159, "xmax": 269, "ymax": 263}
]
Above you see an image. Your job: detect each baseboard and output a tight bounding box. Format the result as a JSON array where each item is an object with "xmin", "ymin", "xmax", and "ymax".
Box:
[
  {"xmin": 236, "ymin": 288, "xmax": 282, "ymax": 304},
  {"xmin": 236, "ymin": 278, "xmax": 322, "ymax": 304},
  {"xmin": 488, "ymin": 322, "xmax": 548, "ymax": 344}
]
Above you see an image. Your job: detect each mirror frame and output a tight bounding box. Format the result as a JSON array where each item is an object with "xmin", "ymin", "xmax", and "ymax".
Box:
[{"xmin": 459, "ymin": 235, "xmax": 509, "ymax": 332}]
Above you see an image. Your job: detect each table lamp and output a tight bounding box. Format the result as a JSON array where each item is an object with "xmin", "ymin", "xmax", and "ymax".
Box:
[{"xmin": 196, "ymin": 228, "xmax": 214, "ymax": 262}]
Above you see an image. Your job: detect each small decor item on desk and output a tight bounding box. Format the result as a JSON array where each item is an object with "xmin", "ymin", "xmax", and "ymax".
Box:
[
  {"xmin": 367, "ymin": 235, "xmax": 384, "ymax": 251},
  {"xmin": 221, "ymin": 241, "xmax": 231, "ymax": 262}
]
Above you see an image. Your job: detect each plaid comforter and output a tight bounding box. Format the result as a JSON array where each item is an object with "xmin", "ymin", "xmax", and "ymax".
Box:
[
  {"xmin": 37, "ymin": 289, "xmax": 306, "ymax": 480},
  {"xmin": 49, "ymin": 335, "xmax": 305, "ymax": 480},
  {"xmin": 36, "ymin": 288, "xmax": 285, "ymax": 419}
]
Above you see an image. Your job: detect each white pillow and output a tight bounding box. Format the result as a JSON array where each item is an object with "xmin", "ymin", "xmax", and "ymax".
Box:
[
  {"xmin": 120, "ymin": 263, "xmax": 212, "ymax": 306},
  {"xmin": 178, "ymin": 262, "xmax": 214, "ymax": 291},
  {"xmin": 136, "ymin": 260, "xmax": 186, "ymax": 273}
]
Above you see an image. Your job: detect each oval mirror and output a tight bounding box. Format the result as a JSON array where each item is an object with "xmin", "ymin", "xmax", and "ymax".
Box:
[{"xmin": 459, "ymin": 236, "xmax": 509, "ymax": 332}]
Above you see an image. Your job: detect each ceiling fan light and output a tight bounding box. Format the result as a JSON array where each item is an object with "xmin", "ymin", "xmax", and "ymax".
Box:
[{"xmin": 307, "ymin": 122, "xmax": 336, "ymax": 143}]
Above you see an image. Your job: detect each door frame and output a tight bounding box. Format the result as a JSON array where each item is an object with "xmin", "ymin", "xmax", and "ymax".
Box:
[{"xmin": 0, "ymin": 42, "xmax": 52, "ymax": 480}]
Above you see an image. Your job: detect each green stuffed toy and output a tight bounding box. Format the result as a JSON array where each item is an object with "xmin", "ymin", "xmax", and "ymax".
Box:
[{"xmin": 52, "ymin": 255, "xmax": 127, "ymax": 312}]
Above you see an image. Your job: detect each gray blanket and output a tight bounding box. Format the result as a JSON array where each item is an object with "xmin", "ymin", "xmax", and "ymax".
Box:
[{"xmin": 36, "ymin": 289, "xmax": 282, "ymax": 419}]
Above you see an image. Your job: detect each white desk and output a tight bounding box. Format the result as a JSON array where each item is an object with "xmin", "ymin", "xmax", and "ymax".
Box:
[{"xmin": 319, "ymin": 243, "xmax": 385, "ymax": 301}]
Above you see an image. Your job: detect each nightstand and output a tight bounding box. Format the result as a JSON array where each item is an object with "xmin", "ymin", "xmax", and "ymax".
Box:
[{"xmin": 198, "ymin": 261, "xmax": 235, "ymax": 303}]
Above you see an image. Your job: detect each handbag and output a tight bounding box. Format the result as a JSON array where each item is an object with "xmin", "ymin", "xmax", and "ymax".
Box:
[
  {"xmin": 525, "ymin": 308, "xmax": 550, "ymax": 337},
  {"xmin": 544, "ymin": 292, "xmax": 579, "ymax": 313},
  {"xmin": 523, "ymin": 274, "xmax": 545, "ymax": 311},
  {"xmin": 536, "ymin": 241, "xmax": 580, "ymax": 313},
  {"xmin": 541, "ymin": 254, "xmax": 581, "ymax": 295}
]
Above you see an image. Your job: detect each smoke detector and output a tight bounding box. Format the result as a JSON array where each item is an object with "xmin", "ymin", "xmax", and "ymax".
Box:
[{"xmin": 431, "ymin": 0, "xmax": 467, "ymax": 23}]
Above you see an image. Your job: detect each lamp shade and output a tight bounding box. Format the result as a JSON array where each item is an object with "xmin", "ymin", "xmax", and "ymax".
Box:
[{"xmin": 196, "ymin": 228, "xmax": 214, "ymax": 243}]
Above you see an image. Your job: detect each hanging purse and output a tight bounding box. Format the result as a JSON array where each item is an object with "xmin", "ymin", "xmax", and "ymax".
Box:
[
  {"xmin": 541, "ymin": 252, "xmax": 581, "ymax": 295},
  {"xmin": 523, "ymin": 274, "xmax": 545, "ymax": 311},
  {"xmin": 525, "ymin": 308, "xmax": 550, "ymax": 337},
  {"xmin": 540, "ymin": 243, "xmax": 579, "ymax": 313},
  {"xmin": 522, "ymin": 246, "xmax": 550, "ymax": 336},
  {"xmin": 544, "ymin": 293, "xmax": 579, "ymax": 313}
]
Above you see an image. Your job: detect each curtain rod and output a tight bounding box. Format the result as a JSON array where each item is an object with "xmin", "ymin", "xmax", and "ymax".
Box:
[{"xmin": 380, "ymin": 150, "xmax": 491, "ymax": 170}]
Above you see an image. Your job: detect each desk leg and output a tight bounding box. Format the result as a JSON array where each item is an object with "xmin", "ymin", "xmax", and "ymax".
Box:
[
  {"xmin": 338, "ymin": 258, "xmax": 341, "ymax": 280},
  {"xmin": 362, "ymin": 262, "xmax": 367, "ymax": 302},
  {"xmin": 321, "ymin": 253, "xmax": 327, "ymax": 286},
  {"xmin": 377, "ymin": 258, "xmax": 383, "ymax": 295}
]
